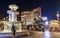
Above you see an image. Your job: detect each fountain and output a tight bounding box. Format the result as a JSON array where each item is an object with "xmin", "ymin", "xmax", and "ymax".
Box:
[{"xmin": 2, "ymin": 4, "xmax": 22, "ymax": 33}]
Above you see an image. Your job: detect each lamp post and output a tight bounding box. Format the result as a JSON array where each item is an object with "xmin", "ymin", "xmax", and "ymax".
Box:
[
  {"xmin": 56, "ymin": 11, "xmax": 60, "ymax": 21},
  {"xmin": 56, "ymin": 11, "xmax": 60, "ymax": 31}
]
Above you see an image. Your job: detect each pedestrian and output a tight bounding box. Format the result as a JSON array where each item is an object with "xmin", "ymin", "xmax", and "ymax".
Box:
[
  {"xmin": 11, "ymin": 24, "xmax": 16, "ymax": 38},
  {"xmin": 27, "ymin": 25, "xmax": 29, "ymax": 31}
]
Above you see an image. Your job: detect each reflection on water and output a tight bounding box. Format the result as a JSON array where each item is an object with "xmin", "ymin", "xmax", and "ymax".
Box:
[{"xmin": 43, "ymin": 30, "xmax": 51, "ymax": 38}]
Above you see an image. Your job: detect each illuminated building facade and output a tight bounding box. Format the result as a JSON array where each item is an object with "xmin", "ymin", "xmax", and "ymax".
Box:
[
  {"xmin": 49, "ymin": 20, "xmax": 60, "ymax": 32},
  {"xmin": 21, "ymin": 7, "xmax": 42, "ymax": 25}
]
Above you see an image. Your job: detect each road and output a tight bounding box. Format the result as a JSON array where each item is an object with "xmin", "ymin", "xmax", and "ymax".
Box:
[{"xmin": 0, "ymin": 30, "xmax": 60, "ymax": 38}]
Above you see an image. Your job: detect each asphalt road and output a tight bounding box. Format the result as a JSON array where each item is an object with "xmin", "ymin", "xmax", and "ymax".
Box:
[{"xmin": 0, "ymin": 30, "xmax": 60, "ymax": 38}]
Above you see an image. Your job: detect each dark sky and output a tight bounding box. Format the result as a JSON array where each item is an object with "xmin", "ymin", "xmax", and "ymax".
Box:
[{"xmin": 0, "ymin": 0, "xmax": 60, "ymax": 21}]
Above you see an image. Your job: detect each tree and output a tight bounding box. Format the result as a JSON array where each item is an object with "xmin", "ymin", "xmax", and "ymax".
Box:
[{"xmin": 34, "ymin": 17, "xmax": 44, "ymax": 25}]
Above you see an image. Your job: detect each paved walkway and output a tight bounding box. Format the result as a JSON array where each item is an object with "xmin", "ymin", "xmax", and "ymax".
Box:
[{"xmin": 0, "ymin": 31, "xmax": 60, "ymax": 38}]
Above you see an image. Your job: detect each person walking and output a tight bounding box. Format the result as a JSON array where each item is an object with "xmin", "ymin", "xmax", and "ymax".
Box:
[{"xmin": 11, "ymin": 24, "xmax": 16, "ymax": 38}]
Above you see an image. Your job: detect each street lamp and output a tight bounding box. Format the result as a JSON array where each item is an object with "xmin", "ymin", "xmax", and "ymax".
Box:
[
  {"xmin": 56, "ymin": 11, "xmax": 60, "ymax": 20},
  {"xmin": 45, "ymin": 21, "xmax": 49, "ymax": 26},
  {"xmin": 56, "ymin": 11, "xmax": 60, "ymax": 31}
]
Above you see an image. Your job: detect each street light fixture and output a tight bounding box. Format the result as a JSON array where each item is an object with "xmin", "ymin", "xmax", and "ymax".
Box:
[
  {"xmin": 56, "ymin": 11, "xmax": 60, "ymax": 20},
  {"xmin": 45, "ymin": 21, "xmax": 49, "ymax": 26},
  {"xmin": 56, "ymin": 11, "xmax": 60, "ymax": 31}
]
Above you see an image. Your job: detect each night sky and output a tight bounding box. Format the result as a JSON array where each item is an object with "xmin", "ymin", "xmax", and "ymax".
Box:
[{"xmin": 0, "ymin": 0, "xmax": 60, "ymax": 21}]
